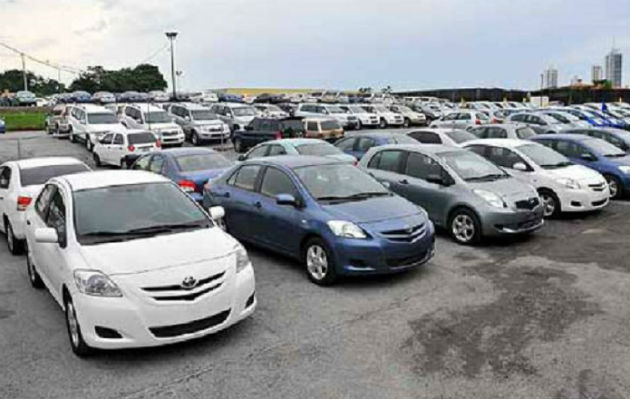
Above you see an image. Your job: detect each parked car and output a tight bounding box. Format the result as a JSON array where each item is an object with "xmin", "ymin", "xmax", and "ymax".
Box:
[
  {"xmin": 303, "ymin": 117, "xmax": 344, "ymax": 141},
  {"xmin": 0, "ymin": 157, "xmax": 90, "ymax": 254},
  {"xmin": 0, "ymin": 116, "xmax": 4, "ymax": 134},
  {"xmin": 404, "ymin": 128, "xmax": 477, "ymax": 146},
  {"xmin": 209, "ymin": 102, "xmax": 258, "ymax": 132},
  {"xmin": 232, "ymin": 118, "xmax": 305, "ymax": 153},
  {"xmin": 12, "ymin": 90, "xmax": 37, "ymax": 106},
  {"xmin": 536, "ymin": 110, "xmax": 590, "ymax": 129},
  {"xmin": 238, "ymin": 138, "xmax": 357, "ymax": 164},
  {"xmin": 253, "ymin": 93, "xmax": 284, "ymax": 104},
  {"xmin": 92, "ymin": 130, "xmax": 161, "ymax": 168},
  {"xmin": 532, "ymin": 134, "xmax": 630, "ymax": 198},
  {"xmin": 217, "ymin": 93, "xmax": 244, "ymax": 103},
  {"xmin": 91, "ymin": 92, "xmax": 116, "ymax": 104},
  {"xmin": 44, "ymin": 105, "xmax": 71, "ymax": 136},
  {"xmin": 277, "ymin": 102, "xmax": 298, "ymax": 117},
  {"xmin": 555, "ymin": 107, "xmax": 605, "ymax": 127},
  {"xmin": 190, "ymin": 91, "xmax": 220, "ymax": 103},
  {"xmin": 564, "ymin": 128, "xmax": 630, "ymax": 154},
  {"xmin": 468, "ymin": 123, "xmax": 537, "ymax": 140},
  {"xmin": 66, "ymin": 104, "xmax": 127, "ymax": 150},
  {"xmin": 360, "ymin": 144, "xmax": 544, "ymax": 244},
  {"xmin": 148, "ymin": 90, "xmax": 171, "ymax": 103},
  {"xmin": 430, "ymin": 110, "xmax": 490, "ymax": 130},
  {"xmin": 23, "ymin": 170, "xmax": 255, "ymax": 355},
  {"xmin": 338, "ymin": 104, "xmax": 379, "ymax": 129},
  {"xmin": 130, "ymin": 148, "xmax": 233, "ymax": 202},
  {"xmin": 253, "ymin": 104, "xmax": 290, "ymax": 119},
  {"xmin": 360, "ymin": 104, "xmax": 404, "ymax": 128},
  {"xmin": 204, "ymin": 156, "xmax": 435, "ymax": 284},
  {"xmin": 335, "ymin": 131, "xmax": 418, "ymax": 160},
  {"xmin": 167, "ymin": 103, "xmax": 230, "ymax": 145},
  {"xmin": 464, "ymin": 139, "xmax": 610, "ymax": 217},
  {"xmin": 70, "ymin": 91, "xmax": 92, "ymax": 103},
  {"xmin": 506, "ymin": 112, "xmax": 571, "ymax": 134},
  {"xmin": 295, "ymin": 104, "xmax": 359, "ymax": 129},
  {"xmin": 389, "ymin": 105, "xmax": 427, "ymax": 127},
  {"xmin": 119, "ymin": 103, "xmax": 184, "ymax": 147}
]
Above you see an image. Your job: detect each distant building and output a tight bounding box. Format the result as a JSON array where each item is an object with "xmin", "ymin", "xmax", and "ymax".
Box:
[
  {"xmin": 605, "ymin": 49, "xmax": 623, "ymax": 88},
  {"xmin": 591, "ymin": 65, "xmax": 603, "ymax": 82},
  {"xmin": 544, "ymin": 67, "xmax": 558, "ymax": 89}
]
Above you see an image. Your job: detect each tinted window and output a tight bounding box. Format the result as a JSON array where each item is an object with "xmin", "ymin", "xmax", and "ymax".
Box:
[
  {"xmin": 0, "ymin": 167, "xmax": 10, "ymax": 189},
  {"xmin": 515, "ymin": 126, "xmax": 536, "ymax": 139},
  {"xmin": 444, "ymin": 129, "xmax": 476, "ymax": 143},
  {"xmin": 373, "ymin": 150, "xmax": 404, "ymax": 173},
  {"xmin": 46, "ymin": 191, "xmax": 66, "ymax": 241},
  {"xmin": 247, "ymin": 145, "xmax": 268, "ymax": 159},
  {"xmin": 174, "ymin": 153, "xmax": 232, "ymax": 172},
  {"xmin": 321, "ymin": 120, "xmax": 341, "ymax": 130},
  {"xmin": 410, "ymin": 131, "xmax": 441, "ymax": 144},
  {"xmin": 336, "ymin": 138, "xmax": 356, "ymax": 151},
  {"xmin": 87, "ymin": 113, "xmax": 118, "ymax": 124},
  {"xmin": 260, "ymin": 167, "xmax": 298, "ymax": 198},
  {"xmin": 20, "ymin": 164, "xmax": 89, "ymax": 186},
  {"xmin": 113, "ymin": 134, "xmax": 124, "ymax": 145},
  {"xmin": 486, "ymin": 147, "xmax": 526, "ymax": 169},
  {"xmin": 357, "ymin": 137, "xmax": 376, "ymax": 151},
  {"xmin": 405, "ymin": 152, "xmax": 442, "ymax": 180},
  {"xmin": 307, "ymin": 122, "xmax": 318, "ymax": 131},
  {"xmin": 554, "ymin": 140, "xmax": 586, "ymax": 158},
  {"xmin": 268, "ymin": 145, "xmax": 287, "ymax": 156},
  {"xmin": 233, "ymin": 165, "xmax": 261, "ymax": 190},
  {"xmin": 128, "ymin": 132, "xmax": 157, "ymax": 145},
  {"xmin": 132, "ymin": 155, "xmax": 152, "ymax": 170}
]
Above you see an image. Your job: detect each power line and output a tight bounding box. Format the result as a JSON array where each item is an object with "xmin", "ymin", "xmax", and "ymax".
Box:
[
  {"xmin": 137, "ymin": 43, "xmax": 169, "ymax": 65},
  {"xmin": 0, "ymin": 41, "xmax": 83, "ymax": 75}
]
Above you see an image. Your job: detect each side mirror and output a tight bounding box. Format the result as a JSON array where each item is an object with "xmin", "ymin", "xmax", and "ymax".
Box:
[
  {"xmin": 276, "ymin": 193, "xmax": 299, "ymax": 207},
  {"xmin": 184, "ymin": 115, "xmax": 191, "ymax": 121},
  {"xmin": 512, "ymin": 162, "xmax": 528, "ymax": 171},
  {"xmin": 34, "ymin": 227, "xmax": 59, "ymax": 244},
  {"xmin": 580, "ymin": 153, "xmax": 596, "ymax": 161},
  {"xmin": 237, "ymin": 154, "xmax": 246, "ymax": 161},
  {"xmin": 208, "ymin": 206, "xmax": 225, "ymax": 221},
  {"xmin": 425, "ymin": 174, "xmax": 445, "ymax": 185}
]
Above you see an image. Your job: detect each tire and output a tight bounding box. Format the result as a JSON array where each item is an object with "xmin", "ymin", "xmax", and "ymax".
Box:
[
  {"xmin": 356, "ymin": 120, "xmax": 362, "ymax": 130},
  {"xmin": 303, "ymin": 238, "xmax": 337, "ymax": 285},
  {"xmin": 64, "ymin": 295, "xmax": 93, "ymax": 357},
  {"xmin": 403, "ymin": 118, "xmax": 411, "ymax": 128},
  {"xmin": 26, "ymin": 250, "xmax": 44, "ymax": 289},
  {"xmin": 604, "ymin": 174, "xmax": 622, "ymax": 199},
  {"xmin": 69, "ymin": 130, "xmax": 76, "ymax": 143},
  {"xmin": 5, "ymin": 221, "xmax": 24, "ymax": 255},
  {"xmin": 86, "ymin": 138, "xmax": 93, "ymax": 152},
  {"xmin": 379, "ymin": 118, "xmax": 387, "ymax": 129},
  {"xmin": 191, "ymin": 131, "xmax": 200, "ymax": 146},
  {"xmin": 93, "ymin": 152, "xmax": 102, "ymax": 167},
  {"xmin": 449, "ymin": 208, "xmax": 482, "ymax": 245},
  {"xmin": 120, "ymin": 158, "xmax": 127, "ymax": 169},
  {"xmin": 538, "ymin": 189, "xmax": 560, "ymax": 218},
  {"xmin": 234, "ymin": 138, "xmax": 244, "ymax": 153}
]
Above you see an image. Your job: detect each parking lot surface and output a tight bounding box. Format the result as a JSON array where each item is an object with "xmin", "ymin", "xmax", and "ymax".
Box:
[{"xmin": 0, "ymin": 131, "xmax": 629, "ymax": 398}]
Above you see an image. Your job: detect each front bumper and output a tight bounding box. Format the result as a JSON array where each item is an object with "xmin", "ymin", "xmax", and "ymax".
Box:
[
  {"xmin": 557, "ymin": 186, "xmax": 610, "ymax": 212},
  {"xmin": 73, "ymin": 264, "xmax": 256, "ymax": 350},
  {"xmin": 480, "ymin": 205, "xmax": 545, "ymax": 236},
  {"xmin": 160, "ymin": 134, "xmax": 185, "ymax": 145}
]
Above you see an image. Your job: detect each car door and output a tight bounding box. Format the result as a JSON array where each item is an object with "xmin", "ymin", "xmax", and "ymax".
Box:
[
  {"xmin": 220, "ymin": 165, "xmax": 264, "ymax": 241},
  {"xmin": 110, "ymin": 134, "xmax": 126, "ymax": 165},
  {"xmin": 0, "ymin": 166, "xmax": 12, "ymax": 231},
  {"xmin": 95, "ymin": 133, "xmax": 114, "ymax": 164},
  {"xmin": 37, "ymin": 187, "xmax": 69, "ymax": 300},
  {"xmin": 364, "ymin": 149, "xmax": 407, "ymax": 191},
  {"xmin": 335, "ymin": 137, "xmax": 358, "ymax": 158},
  {"xmin": 254, "ymin": 166, "xmax": 304, "ymax": 254},
  {"xmin": 27, "ymin": 184, "xmax": 58, "ymax": 291}
]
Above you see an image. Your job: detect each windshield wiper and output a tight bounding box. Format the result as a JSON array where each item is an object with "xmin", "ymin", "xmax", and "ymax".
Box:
[
  {"xmin": 465, "ymin": 173, "xmax": 507, "ymax": 182},
  {"xmin": 541, "ymin": 161, "xmax": 573, "ymax": 169},
  {"xmin": 605, "ymin": 153, "xmax": 626, "ymax": 158},
  {"xmin": 317, "ymin": 192, "xmax": 390, "ymax": 203},
  {"xmin": 125, "ymin": 222, "xmax": 209, "ymax": 234}
]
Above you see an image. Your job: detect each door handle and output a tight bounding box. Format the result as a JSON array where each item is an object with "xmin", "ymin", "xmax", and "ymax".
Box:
[
  {"xmin": 26, "ymin": 220, "xmax": 30, "ymax": 225},
  {"xmin": 399, "ymin": 179, "xmax": 409, "ymax": 185},
  {"xmin": 254, "ymin": 201, "xmax": 262, "ymax": 209}
]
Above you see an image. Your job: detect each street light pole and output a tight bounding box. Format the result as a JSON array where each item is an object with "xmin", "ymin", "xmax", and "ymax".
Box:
[
  {"xmin": 21, "ymin": 53, "xmax": 28, "ymax": 91},
  {"xmin": 165, "ymin": 32, "xmax": 178, "ymax": 100}
]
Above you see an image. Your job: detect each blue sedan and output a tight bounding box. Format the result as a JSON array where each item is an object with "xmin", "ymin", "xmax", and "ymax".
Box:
[
  {"xmin": 204, "ymin": 156, "xmax": 435, "ymax": 285},
  {"xmin": 335, "ymin": 131, "xmax": 418, "ymax": 160},
  {"xmin": 532, "ymin": 134, "xmax": 630, "ymax": 198},
  {"xmin": 130, "ymin": 147, "xmax": 233, "ymax": 202},
  {"xmin": 565, "ymin": 128, "xmax": 630, "ymax": 154}
]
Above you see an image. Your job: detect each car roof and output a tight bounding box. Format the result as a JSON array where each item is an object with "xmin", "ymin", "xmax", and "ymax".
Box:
[
  {"xmin": 175, "ymin": 102, "xmax": 209, "ymax": 110},
  {"xmin": 159, "ymin": 147, "xmax": 217, "ymax": 156},
  {"xmin": 244, "ymin": 155, "xmax": 342, "ymax": 169},
  {"xmin": 533, "ymin": 133, "xmax": 591, "ymax": 141},
  {"xmin": 6, "ymin": 157, "xmax": 85, "ymax": 169},
  {"xmin": 129, "ymin": 103, "xmax": 165, "ymax": 112},
  {"xmin": 272, "ymin": 138, "xmax": 328, "ymax": 146},
  {"xmin": 347, "ymin": 130, "xmax": 402, "ymax": 138},
  {"xmin": 71, "ymin": 104, "xmax": 111, "ymax": 113},
  {"xmin": 405, "ymin": 127, "xmax": 467, "ymax": 134},
  {"xmin": 56, "ymin": 170, "xmax": 169, "ymax": 191},
  {"xmin": 464, "ymin": 138, "xmax": 529, "ymax": 148},
  {"xmin": 368, "ymin": 143, "xmax": 460, "ymax": 154}
]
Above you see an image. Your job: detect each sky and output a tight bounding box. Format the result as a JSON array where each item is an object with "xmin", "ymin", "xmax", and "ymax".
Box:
[{"xmin": 0, "ymin": 0, "xmax": 628, "ymax": 92}]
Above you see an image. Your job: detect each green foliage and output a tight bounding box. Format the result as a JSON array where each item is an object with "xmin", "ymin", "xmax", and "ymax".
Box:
[
  {"xmin": 0, "ymin": 70, "xmax": 64, "ymax": 95},
  {"xmin": 68, "ymin": 64, "xmax": 167, "ymax": 93},
  {"xmin": 0, "ymin": 109, "xmax": 46, "ymax": 131}
]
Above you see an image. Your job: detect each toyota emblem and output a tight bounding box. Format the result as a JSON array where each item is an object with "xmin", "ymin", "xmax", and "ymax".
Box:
[{"xmin": 181, "ymin": 276, "xmax": 197, "ymax": 290}]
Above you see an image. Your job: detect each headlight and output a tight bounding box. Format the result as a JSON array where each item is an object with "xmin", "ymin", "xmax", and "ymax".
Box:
[
  {"xmin": 473, "ymin": 189, "xmax": 506, "ymax": 208},
  {"xmin": 327, "ymin": 220, "xmax": 367, "ymax": 239},
  {"xmin": 73, "ymin": 270, "xmax": 122, "ymax": 297},
  {"xmin": 618, "ymin": 166, "xmax": 630, "ymax": 175},
  {"xmin": 234, "ymin": 244, "xmax": 250, "ymax": 273},
  {"xmin": 555, "ymin": 177, "xmax": 581, "ymax": 189}
]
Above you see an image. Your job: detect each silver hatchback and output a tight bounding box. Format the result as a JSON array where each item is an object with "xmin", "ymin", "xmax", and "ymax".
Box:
[{"xmin": 360, "ymin": 144, "xmax": 544, "ymax": 244}]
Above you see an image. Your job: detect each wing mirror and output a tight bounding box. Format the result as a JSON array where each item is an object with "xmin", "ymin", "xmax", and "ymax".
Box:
[
  {"xmin": 276, "ymin": 193, "xmax": 300, "ymax": 207},
  {"xmin": 208, "ymin": 206, "xmax": 225, "ymax": 221},
  {"xmin": 34, "ymin": 227, "xmax": 59, "ymax": 244},
  {"xmin": 237, "ymin": 154, "xmax": 247, "ymax": 161},
  {"xmin": 426, "ymin": 173, "xmax": 453, "ymax": 186},
  {"xmin": 580, "ymin": 153, "xmax": 596, "ymax": 161},
  {"xmin": 512, "ymin": 162, "xmax": 529, "ymax": 171}
]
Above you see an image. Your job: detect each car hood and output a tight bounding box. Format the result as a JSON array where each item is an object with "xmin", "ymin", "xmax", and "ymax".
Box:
[
  {"xmin": 325, "ymin": 153, "xmax": 357, "ymax": 163},
  {"xmin": 78, "ymin": 227, "xmax": 238, "ymax": 276},
  {"xmin": 151, "ymin": 123, "xmax": 180, "ymax": 130},
  {"xmin": 194, "ymin": 120, "xmax": 225, "ymax": 127},
  {"xmin": 542, "ymin": 164, "xmax": 605, "ymax": 184},
  {"xmin": 468, "ymin": 176, "xmax": 537, "ymax": 199},
  {"xmin": 606, "ymin": 154, "xmax": 630, "ymax": 166},
  {"xmin": 321, "ymin": 195, "xmax": 420, "ymax": 224},
  {"xmin": 234, "ymin": 115, "xmax": 255, "ymax": 123}
]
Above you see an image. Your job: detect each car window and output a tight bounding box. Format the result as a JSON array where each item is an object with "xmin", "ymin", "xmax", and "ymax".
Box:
[
  {"xmin": 46, "ymin": 190, "xmax": 67, "ymax": 242},
  {"xmin": 100, "ymin": 133, "xmax": 114, "ymax": 144},
  {"xmin": 306, "ymin": 121, "xmax": 318, "ymax": 131},
  {"xmin": 260, "ymin": 120, "xmax": 272, "ymax": 131},
  {"xmin": 260, "ymin": 167, "xmax": 298, "ymax": 198},
  {"xmin": 465, "ymin": 145, "xmax": 487, "ymax": 157},
  {"xmin": 336, "ymin": 138, "xmax": 356, "ymax": 151},
  {"xmin": 35, "ymin": 184, "xmax": 56, "ymax": 220},
  {"xmin": 486, "ymin": 128, "xmax": 507, "ymax": 139},
  {"xmin": 486, "ymin": 147, "xmax": 526, "ymax": 169},
  {"xmin": 409, "ymin": 131, "xmax": 441, "ymax": 144},
  {"xmin": 232, "ymin": 165, "xmax": 262, "ymax": 191},
  {"xmin": 371, "ymin": 150, "xmax": 404, "ymax": 173},
  {"xmin": 247, "ymin": 145, "xmax": 269, "ymax": 159},
  {"xmin": 132, "ymin": 155, "xmax": 152, "ymax": 170},
  {"xmin": 268, "ymin": 145, "xmax": 287, "ymax": 156},
  {"xmin": 19, "ymin": 164, "xmax": 89, "ymax": 186},
  {"xmin": 357, "ymin": 137, "xmax": 376, "ymax": 151},
  {"xmin": 554, "ymin": 140, "xmax": 586, "ymax": 158},
  {"xmin": 149, "ymin": 155, "xmax": 165, "ymax": 174},
  {"xmin": 113, "ymin": 134, "xmax": 124, "ymax": 145},
  {"xmin": 0, "ymin": 167, "xmax": 11, "ymax": 189},
  {"xmin": 515, "ymin": 126, "xmax": 536, "ymax": 139},
  {"xmin": 405, "ymin": 152, "xmax": 443, "ymax": 180}
]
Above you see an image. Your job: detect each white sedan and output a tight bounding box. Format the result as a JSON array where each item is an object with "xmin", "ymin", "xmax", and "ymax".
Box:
[{"xmin": 24, "ymin": 170, "xmax": 256, "ymax": 356}]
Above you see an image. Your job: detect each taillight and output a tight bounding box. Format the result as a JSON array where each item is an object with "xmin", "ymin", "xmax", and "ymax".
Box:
[
  {"xmin": 179, "ymin": 180, "xmax": 196, "ymax": 193},
  {"xmin": 156, "ymin": 140, "xmax": 162, "ymax": 148},
  {"xmin": 475, "ymin": 119, "xmax": 481, "ymax": 125},
  {"xmin": 127, "ymin": 145, "xmax": 135, "ymax": 152},
  {"xmin": 353, "ymin": 160, "xmax": 358, "ymax": 166},
  {"xmin": 275, "ymin": 131, "xmax": 282, "ymax": 140},
  {"xmin": 17, "ymin": 196, "xmax": 32, "ymax": 211}
]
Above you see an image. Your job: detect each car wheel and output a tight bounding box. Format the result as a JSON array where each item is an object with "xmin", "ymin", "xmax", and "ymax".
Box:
[
  {"xmin": 403, "ymin": 118, "xmax": 410, "ymax": 128},
  {"xmin": 539, "ymin": 189, "xmax": 560, "ymax": 218},
  {"xmin": 191, "ymin": 132, "xmax": 200, "ymax": 146},
  {"xmin": 5, "ymin": 221, "xmax": 24, "ymax": 255},
  {"xmin": 604, "ymin": 174, "xmax": 622, "ymax": 199},
  {"xmin": 120, "ymin": 158, "xmax": 126, "ymax": 169},
  {"xmin": 26, "ymin": 250, "xmax": 44, "ymax": 289},
  {"xmin": 86, "ymin": 138, "xmax": 93, "ymax": 152},
  {"xmin": 379, "ymin": 118, "xmax": 387, "ymax": 129},
  {"xmin": 356, "ymin": 120, "xmax": 362, "ymax": 130},
  {"xmin": 93, "ymin": 152, "xmax": 102, "ymax": 167},
  {"xmin": 69, "ymin": 130, "xmax": 76, "ymax": 143},
  {"xmin": 303, "ymin": 238, "xmax": 337, "ymax": 285},
  {"xmin": 234, "ymin": 138, "xmax": 244, "ymax": 153},
  {"xmin": 449, "ymin": 208, "xmax": 481, "ymax": 245},
  {"xmin": 64, "ymin": 295, "xmax": 93, "ymax": 357}
]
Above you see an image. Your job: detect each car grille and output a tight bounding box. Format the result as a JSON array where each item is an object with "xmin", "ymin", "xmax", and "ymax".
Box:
[
  {"xmin": 141, "ymin": 271, "xmax": 225, "ymax": 302},
  {"xmin": 592, "ymin": 199, "xmax": 607, "ymax": 206},
  {"xmin": 161, "ymin": 130, "xmax": 179, "ymax": 137},
  {"xmin": 380, "ymin": 223, "xmax": 426, "ymax": 243},
  {"xmin": 386, "ymin": 250, "xmax": 429, "ymax": 268},
  {"xmin": 149, "ymin": 309, "xmax": 231, "ymax": 338},
  {"xmin": 588, "ymin": 182, "xmax": 606, "ymax": 192},
  {"xmin": 515, "ymin": 197, "xmax": 540, "ymax": 210}
]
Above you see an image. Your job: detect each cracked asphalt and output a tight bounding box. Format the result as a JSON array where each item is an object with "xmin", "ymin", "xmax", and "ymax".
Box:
[{"xmin": 0, "ymin": 131, "xmax": 628, "ymax": 398}]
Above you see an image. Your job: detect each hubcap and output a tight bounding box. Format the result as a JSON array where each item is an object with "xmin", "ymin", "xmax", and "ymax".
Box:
[
  {"xmin": 452, "ymin": 214, "xmax": 475, "ymax": 243},
  {"xmin": 607, "ymin": 178, "xmax": 618, "ymax": 198},
  {"xmin": 66, "ymin": 302, "xmax": 80, "ymax": 348},
  {"xmin": 192, "ymin": 134, "xmax": 198, "ymax": 144},
  {"xmin": 306, "ymin": 245, "xmax": 328, "ymax": 280},
  {"xmin": 541, "ymin": 194, "xmax": 556, "ymax": 217}
]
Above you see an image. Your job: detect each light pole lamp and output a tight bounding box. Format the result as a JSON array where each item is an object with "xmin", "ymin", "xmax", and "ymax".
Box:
[{"xmin": 165, "ymin": 31, "xmax": 178, "ymax": 100}]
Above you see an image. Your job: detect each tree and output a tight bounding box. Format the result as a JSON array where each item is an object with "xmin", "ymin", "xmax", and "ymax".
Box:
[
  {"xmin": 69, "ymin": 64, "xmax": 167, "ymax": 93},
  {"xmin": 0, "ymin": 69, "xmax": 64, "ymax": 95}
]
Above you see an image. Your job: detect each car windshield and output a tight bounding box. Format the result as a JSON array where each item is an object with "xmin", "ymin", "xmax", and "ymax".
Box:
[
  {"xmin": 544, "ymin": 113, "xmax": 570, "ymax": 123},
  {"xmin": 19, "ymin": 164, "xmax": 89, "ymax": 186},
  {"xmin": 517, "ymin": 143, "xmax": 571, "ymax": 168},
  {"xmin": 295, "ymin": 164, "xmax": 389, "ymax": 202},
  {"xmin": 296, "ymin": 143, "xmax": 342, "ymax": 156},
  {"xmin": 327, "ymin": 106, "xmax": 345, "ymax": 114},
  {"xmin": 348, "ymin": 106, "xmax": 366, "ymax": 113},
  {"xmin": 445, "ymin": 129, "xmax": 476, "ymax": 143},
  {"xmin": 397, "ymin": 106, "xmax": 413, "ymax": 113},
  {"xmin": 191, "ymin": 110, "xmax": 217, "ymax": 121},
  {"xmin": 390, "ymin": 135, "xmax": 418, "ymax": 144},
  {"xmin": 128, "ymin": 132, "xmax": 157, "ymax": 145},
  {"xmin": 321, "ymin": 120, "xmax": 341, "ymax": 130},
  {"xmin": 439, "ymin": 150, "xmax": 508, "ymax": 181},
  {"xmin": 374, "ymin": 105, "xmax": 389, "ymax": 112},
  {"xmin": 515, "ymin": 126, "xmax": 537, "ymax": 139},
  {"xmin": 74, "ymin": 182, "xmax": 211, "ymax": 245},
  {"xmin": 87, "ymin": 113, "xmax": 118, "ymax": 124},
  {"xmin": 584, "ymin": 138, "xmax": 626, "ymax": 157},
  {"xmin": 175, "ymin": 153, "xmax": 231, "ymax": 172},
  {"xmin": 144, "ymin": 111, "xmax": 171, "ymax": 123},
  {"xmin": 233, "ymin": 107, "xmax": 256, "ymax": 117}
]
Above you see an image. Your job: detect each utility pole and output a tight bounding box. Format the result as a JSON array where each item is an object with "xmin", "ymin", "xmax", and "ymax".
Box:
[
  {"xmin": 165, "ymin": 32, "xmax": 178, "ymax": 100},
  {"xmin": 21, "ymin": 53, "xmax": 28, "ymax": 91}
]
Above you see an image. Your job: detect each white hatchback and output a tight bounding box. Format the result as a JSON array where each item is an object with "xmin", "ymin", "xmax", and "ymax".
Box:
[
  {"xmin": 93, "ymin": 130, "xmax": 161, "ymax": 168},
  {"xmin": 24, "ymin": 170, "xmax": 256, "ymax": 356}
]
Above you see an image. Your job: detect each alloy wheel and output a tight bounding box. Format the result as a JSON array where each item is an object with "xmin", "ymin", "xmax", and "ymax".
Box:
[
  {"xmin": 306, "ymin": 245, "xmax": 328, "ymax": 281},
  {"xmin": 606, "ymin": 176, "xmax": 619, "ymax": 198},
  {"xmin": 66, "ymin": 302, "xmax": 80, "ymax": 349},
  {"xmin": 540, "ymin": 193, "xmax": 556, "ymax": 217},
  {"xmin": 452, "ymin": 214, "xmax": 475, "ymax": 243}
]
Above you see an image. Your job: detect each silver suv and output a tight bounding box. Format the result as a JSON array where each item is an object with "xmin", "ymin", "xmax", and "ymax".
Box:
[{"xmin": 168, "ymin": 103, "xmax": 230, "ymax": 145}]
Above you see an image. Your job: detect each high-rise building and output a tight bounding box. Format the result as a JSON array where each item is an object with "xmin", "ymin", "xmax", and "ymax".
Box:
[
  {"xmin": 605, "ymin": 49, "xmax": 622, "ymax": 88},
  {"xmin": 591, "ymin": 65, "xmax": 603, "ymax": 82},
  {"xmin": 543, "ymin": 66, "xmax": 558, "ymax": 89}
]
